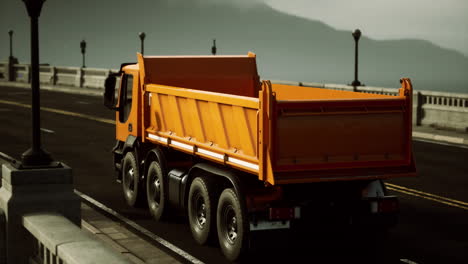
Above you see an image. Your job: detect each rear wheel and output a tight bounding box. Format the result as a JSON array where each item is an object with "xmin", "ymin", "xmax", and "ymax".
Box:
[
  {"xmin": 217, "ymin": 188, "xmax": 247, "ymax": 261},
  {"xmin": 188, "ymin": 177, "xmax": 216, "ymax": 245},
  {"xmin": 122, "ymin": 152, "xmax": 145, "ymax": 207},
  {"xmin": 146, "ymin": 161, "xmax": 168, "ymax": 221}
]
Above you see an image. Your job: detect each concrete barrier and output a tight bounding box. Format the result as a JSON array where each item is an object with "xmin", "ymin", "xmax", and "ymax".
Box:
[
  {"xmin": 13, "ymin": 64, "xmax": 30, "ymax": 83},
  {"xmin": 55, "ymin": 66, "xmax": 82, "ymax": 87},
  {"xmin": 419, "ymin": 91, "xmax": 468, "ymax": 131},
  {"xmin": 0, "ymin": 62, "xmax": 6, "ymax": 81},
  {"xmin": 82, "ymin": 68, "xmax": 110, "ymax": 89},
  {"xmin": 0, "ymin": 209, "xmax": 5, "ymax": 264},
  {"xmin": 39, "ymin": 65, "xmax": 54, "ymax": 85},
  {"xmin": 23, "ymin": 213, "xmax": 130, "ymax": 264}
]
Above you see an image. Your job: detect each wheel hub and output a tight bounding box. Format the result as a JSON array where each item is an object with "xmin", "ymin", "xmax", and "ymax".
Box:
[
  {"xmin": 196, "ymin": 197, "xmax": 207, "ymax": 228},
  {"xmin": 151, "ymin": 176, "xmax": 161, "ymax": 206},
  {"xmin": 224, "ymin": 206, "xmax": 238, "ymax": 244},
  {"xmin": 124, "ymin": 167, "xmax": 135, "ymax": 196}
]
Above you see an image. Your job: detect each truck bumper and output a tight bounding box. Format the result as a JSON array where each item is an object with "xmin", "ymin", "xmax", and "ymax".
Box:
[{"xmin": 249, "ymin": 196, "xmax": 399, "ymax": 232}]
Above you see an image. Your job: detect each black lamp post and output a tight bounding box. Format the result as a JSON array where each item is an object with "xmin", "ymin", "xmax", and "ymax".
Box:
[
  {"xmin": 351, "ymin": 29, "xmax": 362, "ymax": 87},
  {"xmin": 21, "ymin": 0, "xmax": 53, "ymax": 166},
  {"xmin": 80, "ymin": 39, "xmax": 86, "ymax": 68},
  {"xmin": 139, "ymin": 32, "xmax": 146, "ymax": 55},
  {"xmin": 211, "ymin": 39, "xmax": 217, "ymax": 55},
  {"xmin": 8, "ymin": 30, "xmax": 14, "ymax": 59}
]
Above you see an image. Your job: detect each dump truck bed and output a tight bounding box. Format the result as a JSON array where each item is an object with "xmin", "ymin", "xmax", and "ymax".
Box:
[{"xmin": 137, "ymin": 53, "xmax": 415, "ymax": 185}]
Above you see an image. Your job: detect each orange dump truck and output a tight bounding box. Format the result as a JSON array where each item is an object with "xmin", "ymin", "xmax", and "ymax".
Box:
[{"xmin": 104, "ymin": 52, "xmax": 416, "ymax": 261}]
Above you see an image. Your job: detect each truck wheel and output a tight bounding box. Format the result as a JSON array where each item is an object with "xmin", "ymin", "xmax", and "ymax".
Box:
[
  {"xmin": 146, "ymin": 161, "xmax": 167, "ymax": 221},
  {"xmin": 188, "ymin": 177, "xmax": 216, "ymax": 245},
  {"xmin": 122, "ymin": 152, "xmax": 145, "ymax": 207},
  {"xmin": 217, "ymin": 188, "xmax": 246, "ymax": 261}
]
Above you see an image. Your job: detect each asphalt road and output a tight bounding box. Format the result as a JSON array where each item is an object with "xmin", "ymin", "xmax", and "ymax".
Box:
[{"xmin": 0, "ymin": 86, "xmax": 467, "ymax": 264}]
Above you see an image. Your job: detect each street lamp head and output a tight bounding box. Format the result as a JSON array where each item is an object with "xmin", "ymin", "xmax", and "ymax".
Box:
[
  {"xmin": 352, "ymin": 29, "xmax": 362, "ymax": 41},
  {"xmin": 139, "ymin": 32, "xmax": 146, "ymax": 40},
  {"xmin": 8, "ymin": 30, "xmax": 13, "ymax": 36},
  {"xmin": 80, "ymin": 39, "xmax": 86, "ymax": 54},
  {"xmin": 212, "ymin": 39, "xmax": 217, "ymax": 55},
  {"xmin": 22, "ymin": 0, "xmax": 46, "ymax": 18}
]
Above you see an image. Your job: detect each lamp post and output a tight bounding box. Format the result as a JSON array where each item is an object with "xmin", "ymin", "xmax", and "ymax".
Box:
[
  {"xmin": 351, "ymin": 29, "xmax": 362, "ymax": 88},
  {"xmin": 80, "ymin": 39, "xmax": 86, "ymax": 68},
  {"xmin": 139, "ymin": 32, "xmax": 145, "ymax": 55},
  {"xmin": 8, "ymin": 30, "xmax": 14, "ymax": 58},
  {"xmin": 211, "ymin": 39, "xmax": 217, "ymax": 55},
  {"xmin": 21, "ymin": 0, "xmax": 53, "ymax": 166},
  {"xmin": 7, "ymin": 29, "xmax": 19, "ymax": 81}
]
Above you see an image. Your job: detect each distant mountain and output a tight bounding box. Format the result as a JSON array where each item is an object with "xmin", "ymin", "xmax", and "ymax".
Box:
[{"xmin": 9, "ymin": 0, "xmax": 468, "ymax": 93}]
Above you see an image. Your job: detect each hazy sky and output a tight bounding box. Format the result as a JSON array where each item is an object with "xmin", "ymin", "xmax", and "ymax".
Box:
[
  {"xmin": 204, "ymin": 0, "xmax": 468, "ymax": 56},
  {"xmin": 1, "ymin": 0, "xmax": 467, "ymax": 58},
  {"xmin": 263, "ymin": 0, "xmax": 468, "ymax": 56}
]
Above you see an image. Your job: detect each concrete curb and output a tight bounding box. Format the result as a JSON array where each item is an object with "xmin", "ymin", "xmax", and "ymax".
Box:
[{"xmin": 412, "ymin": 131, "xmax": 468, "ymax": 146}]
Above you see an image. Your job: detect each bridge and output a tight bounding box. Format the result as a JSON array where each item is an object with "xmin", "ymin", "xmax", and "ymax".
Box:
[{"xmin": 0, "ymin": 60, "xmax": 467, "ymax": 263}]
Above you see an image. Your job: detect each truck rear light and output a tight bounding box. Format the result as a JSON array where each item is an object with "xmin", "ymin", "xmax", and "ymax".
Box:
[
  {"xmin": 269, "ymin": 207, "xmax": 300, "ymax": 220},
  {"xmin": 378, "ymin": 198, "xmax": 399, "ymax": 213}
]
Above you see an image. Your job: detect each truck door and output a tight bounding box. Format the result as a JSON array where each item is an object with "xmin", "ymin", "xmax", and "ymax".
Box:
[{"xmin": 116, "ymin": 71, "xmax": 138, "ymax": 142}]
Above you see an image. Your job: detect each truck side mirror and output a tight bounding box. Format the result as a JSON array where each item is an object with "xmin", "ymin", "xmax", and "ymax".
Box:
[{"xmin": 104, "ymin": 73, "xmax": 119, "ymax": 110}]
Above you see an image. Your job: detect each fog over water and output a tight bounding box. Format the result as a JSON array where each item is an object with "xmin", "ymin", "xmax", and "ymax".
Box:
[{"xmin": 1, "ymin": 0, "xmax": 467, "ymax": 93}]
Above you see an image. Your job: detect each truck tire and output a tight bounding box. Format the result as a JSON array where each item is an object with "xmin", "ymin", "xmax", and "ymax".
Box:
[
  {"xmin": 188, "ymin": 177, "xmax": 216, "ymax": 245},
  {"xmin": 122, "ymin": 152, "xmax": 145, "ymax": 207},
  {"xmin": 146, "ymin": 161, "xmax": 168, "ymax": 221},
  {"xmin": 217, "ymin": 188, "xmax": 246, "ymax": 262}
]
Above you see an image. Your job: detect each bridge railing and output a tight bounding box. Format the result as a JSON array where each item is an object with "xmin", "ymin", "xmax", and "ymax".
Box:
[
  {"xmin": 0, "ymin": 63, "xmax": 6, "ymax": 81},
  {"xmin": 13, "ymin": 64, "xmax": 31, "ymax": 83},
  {"xmin": 1, "ymin": 63, "xmax": 467, "ymax": 131},
  {"xmin": 22, "ymin": 213, "xmax": 130, "ymax": 264}
]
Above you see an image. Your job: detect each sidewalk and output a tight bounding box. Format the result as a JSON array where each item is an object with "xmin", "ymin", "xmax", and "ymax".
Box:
[{"xmin": 80, "ymin": 202, "xmax": 182, "ymax": 264}]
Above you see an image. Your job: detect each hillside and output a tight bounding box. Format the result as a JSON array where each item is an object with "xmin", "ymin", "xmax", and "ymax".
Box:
[{"xmin": 3, "ymin": 0, "xmax": 468, "ymax": 92}]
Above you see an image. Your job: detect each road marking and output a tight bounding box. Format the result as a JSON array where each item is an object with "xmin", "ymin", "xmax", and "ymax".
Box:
[
  {"xmin": 74, "ymin": 190, "xmax": 204, "ymax": 264},
  {"xmin": 40, "ymin": 128, "xmax": 55, "ymax": 134},
  {"xmin": 0, "ymin": 99, "xmax": 115, "ymax": 125},
  {"xmin": 386, "ymin": 183, "xmax": 468, "ymax": 210},
  {"xmin": 400, "ymin": 259, "xmax": 419, "ymax": 264},
  {"xmin": 7, "ymin": 91, "xmax": 27, "ymax": 95}
]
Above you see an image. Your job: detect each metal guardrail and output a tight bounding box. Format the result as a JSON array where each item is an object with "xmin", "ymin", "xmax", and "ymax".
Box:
[{"xmin": 23, "ymin": 213, "xmax": 130, "ymax": 264}]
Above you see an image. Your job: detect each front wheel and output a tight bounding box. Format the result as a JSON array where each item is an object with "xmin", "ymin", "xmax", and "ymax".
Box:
[
  {"xmin": 122, "ymin": 152, "xmax": 145, "ymax": 207},
  {"xmin": 217, "ymin": 188, "xmax": 247, "ymax": 262}
]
